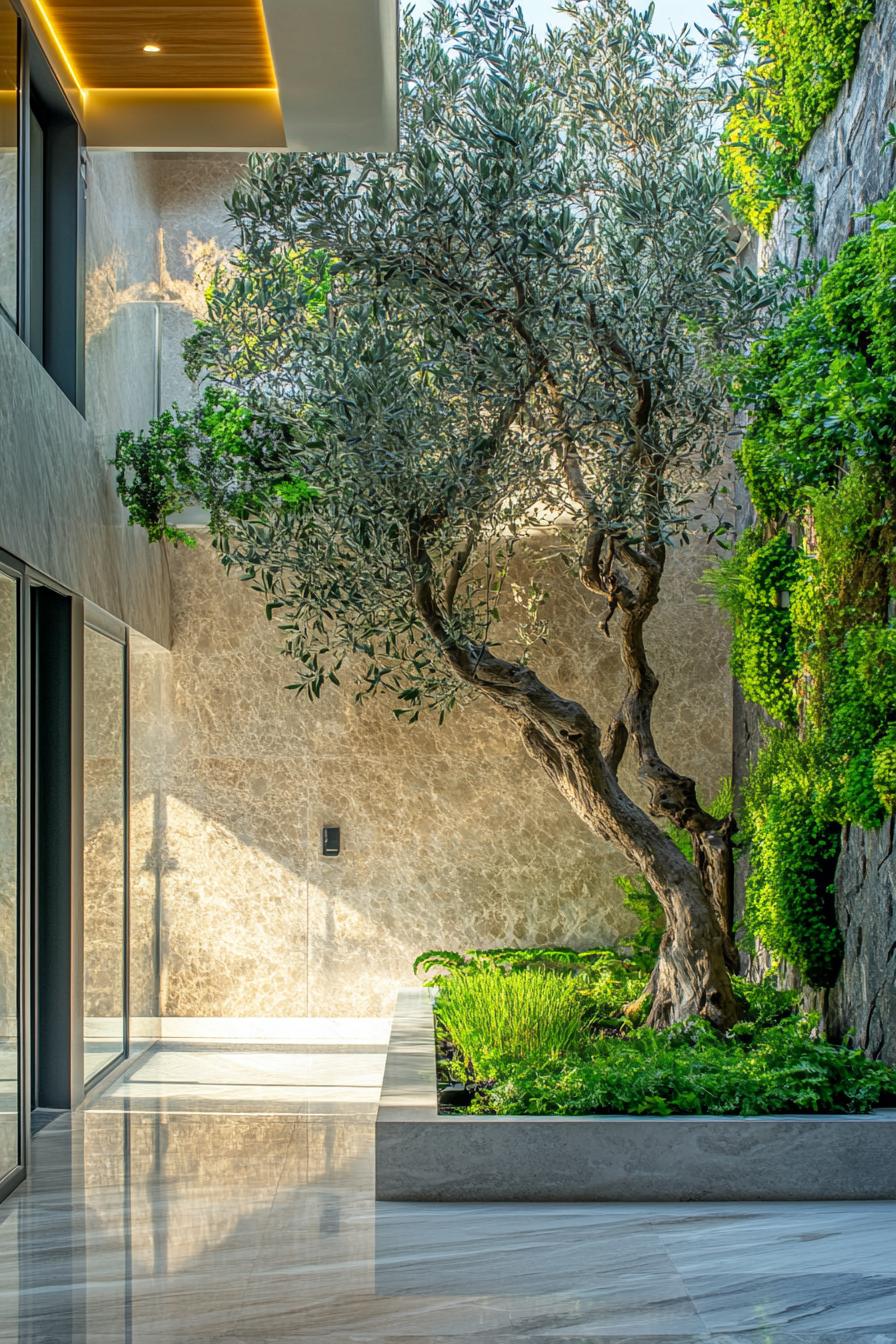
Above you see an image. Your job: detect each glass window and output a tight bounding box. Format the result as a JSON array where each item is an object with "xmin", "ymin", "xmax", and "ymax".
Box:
[
  {"xmin": 0, "ymin": 1, "xmax": 18, "ymax": 324},
  {"xmin": 128, "ymin": 632, "xmax": 164, "ymax": 1056},
  {"xmin": 83, "ymin": 627, "xmax": 127, "ymax": 1085},
  {"xmin": 0, "ymin": 571, "xmax": 19, "ymax": 1182}
]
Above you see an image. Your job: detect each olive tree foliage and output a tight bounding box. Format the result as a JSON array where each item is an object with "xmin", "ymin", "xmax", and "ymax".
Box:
[{"xmin": 117, "ymin": 0, "xmax": 768, "ymax": 1026}]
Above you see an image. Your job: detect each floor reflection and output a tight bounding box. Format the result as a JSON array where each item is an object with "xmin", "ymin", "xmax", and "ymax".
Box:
[{"xmin": 0, "ymin": 1045, "xmax": 893, "ymax": 1342}]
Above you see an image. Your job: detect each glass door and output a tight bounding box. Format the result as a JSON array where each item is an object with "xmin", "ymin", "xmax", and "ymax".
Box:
[
  {"xmin": 82, "ymin": 624, "xmax": 127, "ymax": 1087},
  {"xmin": 0, "ymin": 565, "xmax": 21, "ymax": 1192}
]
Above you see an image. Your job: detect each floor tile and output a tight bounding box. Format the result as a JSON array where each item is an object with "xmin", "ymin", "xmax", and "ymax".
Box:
[{"xmin": 0, "ymin": 1045, "xmax": 892, "ymax": 1342}]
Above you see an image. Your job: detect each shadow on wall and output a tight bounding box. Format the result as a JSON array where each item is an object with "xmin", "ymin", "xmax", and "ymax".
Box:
[{"xmin": 136, "ymin": 529, "xmax": 734, "ymax": 1022}]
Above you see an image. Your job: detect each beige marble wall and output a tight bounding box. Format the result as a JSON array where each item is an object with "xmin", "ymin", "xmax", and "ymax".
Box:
[
  {"xmin": 124, "ymin": 150, "xmax": 733, "ymax": 1020},
  {"xmin": 162, "ymin": 533, "xmax": 731, "ymax": 1018}
]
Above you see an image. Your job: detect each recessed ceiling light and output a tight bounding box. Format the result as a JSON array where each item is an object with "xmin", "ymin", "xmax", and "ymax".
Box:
[{"xmin": 143, "ymin": 43, "xmax": 161, "ymax": 53}]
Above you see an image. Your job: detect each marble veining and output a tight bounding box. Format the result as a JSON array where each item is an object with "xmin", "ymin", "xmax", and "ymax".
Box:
[
  {"xmin": 163, "ymin": 529, "xmax": 733, "ymax": 1019},
  {"xmin": 0, "ymin": 1045, "xmax": 892, "ymax": 1342}
]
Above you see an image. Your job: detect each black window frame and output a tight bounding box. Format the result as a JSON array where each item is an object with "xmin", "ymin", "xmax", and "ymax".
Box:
[
  {"xmin": 0, "ymin": 1, "xmax": 20, "ymax": 331},
  {"xmin": 8, "ymin": 4, "xmax": 85, "ymax": 412}
]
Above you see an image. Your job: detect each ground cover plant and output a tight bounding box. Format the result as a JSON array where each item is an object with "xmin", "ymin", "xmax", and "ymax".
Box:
[
  {"xmin": 711, "ymin": 190, "xmax": 896, "ymax": 986},
  {"xmin": 424, "ymin": 949, "xmax": 896, "ymax": 1115},
  {"xmin": 716, "ymin": 0, "xmax": 875, "ymax": 232},
  {"xmin": 116, "ymin": 0, "xmax": 770, "ymax": 1030}
]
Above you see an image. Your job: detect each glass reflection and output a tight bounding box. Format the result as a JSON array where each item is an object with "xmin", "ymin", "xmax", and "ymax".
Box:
[
  {"xmin": 83, "ymin": 626, "xmax": 126, "ymax": 1083},
  {"xmin": 0, "ymin": 1, "xmax": 18, "ymax": 323},
  {"xmin": 128, "ymin": 631, "xmax": 165, "ymax": 1056},
  {"xmin": 0, "ymin": 573, "xmax": 17, "ymax": 1181}
]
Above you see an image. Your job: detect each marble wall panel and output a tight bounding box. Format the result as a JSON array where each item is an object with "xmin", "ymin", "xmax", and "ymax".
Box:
[
  {"xmin": 0, "ymin": 2, "xmax": 16, "ymax": 324},
  {"xmin": 163, "ymin": 533, "xmax": 731, "ymax": 1018},
  {"xmin": 0, "ymin": 150, "xmax": 15, "ymax": 324}
]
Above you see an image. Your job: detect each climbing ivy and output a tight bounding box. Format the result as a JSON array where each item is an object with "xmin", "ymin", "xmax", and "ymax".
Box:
[
  {"xmin": 707, "ymin": 530, "xmax": 799, "ymax": 723},
  {"xmin": 719, "ymin": 0, "xmax": 875, "ymax": 233},
  {"xmin": 715, "ymin": 192, "xmax": 896, "ymax": 985}
]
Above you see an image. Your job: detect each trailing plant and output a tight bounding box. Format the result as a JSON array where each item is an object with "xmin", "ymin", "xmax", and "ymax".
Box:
[
  {"xmin": 737, "ymin": 728, "xmax": 843, "ymax": 985},
  {"xmin": 715, "ymin": 192, "xmax": 896, "ymax": 985},
  {"xmin": 716, "ymin": 0, "xmax": 875, "ymax": 233},
  {"xmin": 115, "ymin": 387, "xmax": 315, "ymax": 546},
  {"xmin": 705, "ymin": 530, "xmax": 798, "ymax": 722}
]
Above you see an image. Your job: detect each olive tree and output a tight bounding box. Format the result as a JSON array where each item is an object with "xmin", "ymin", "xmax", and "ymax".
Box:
[{"xmin": 117, "ymin": 0, "xmax": 766, "ymax": 1026}]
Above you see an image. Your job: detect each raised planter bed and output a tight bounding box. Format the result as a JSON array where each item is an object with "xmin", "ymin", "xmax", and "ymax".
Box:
[{"xmin": 375, "ymin": 988, "xmax": 896, "ymax": 1202}]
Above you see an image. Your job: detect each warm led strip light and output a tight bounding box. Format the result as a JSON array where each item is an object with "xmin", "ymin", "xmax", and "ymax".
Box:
[
  {"xmin": 29, "ymin": 0, "xmax": 85, "ymax": 93},
  {"xmin": 29, "ymin": 0, "xmax": 280, "ymax": 98}
]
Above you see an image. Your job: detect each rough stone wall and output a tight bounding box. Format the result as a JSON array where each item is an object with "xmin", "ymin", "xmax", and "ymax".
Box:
[
  {"xmin": 733, "ymin": 0, "xmax": 896, "ymax": 1057},
  {"xmin": 826, "ymin": 818, "xmax": 896, "ymax": 1059},
  {"xmin": 760, "ymin": 0, "xmax": 896, "ymax": 272}
]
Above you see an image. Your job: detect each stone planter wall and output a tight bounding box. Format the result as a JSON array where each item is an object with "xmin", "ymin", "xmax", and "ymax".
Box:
[{"xmin": 375, "ymin": 991, "xmax": 896, "ymax": 1202}]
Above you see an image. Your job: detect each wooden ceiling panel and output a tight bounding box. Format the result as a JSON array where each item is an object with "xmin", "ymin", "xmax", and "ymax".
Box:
[{"xmin": 44, "ymin": 0, "xmax": 276, "ymax": 89}]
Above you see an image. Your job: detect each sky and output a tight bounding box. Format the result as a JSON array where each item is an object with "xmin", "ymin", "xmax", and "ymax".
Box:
[
  {"xmin": 415, "ymin": 0, "xmax": 715, "ymax": 34},
  {"xmin": 510, "ymin": 0, "xmax": 712, "ymax": 30}
]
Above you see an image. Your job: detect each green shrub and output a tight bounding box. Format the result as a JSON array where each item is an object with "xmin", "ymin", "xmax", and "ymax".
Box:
[
  {"xmin": 434, "ymin": 968, "xmax": 588, "ymax": 1073},
  {"xmin": 474, "ymin": 1015, "xmax": 896, "ymax": 1117},
  {"xmin": 615, "ymin": 873, "xmax": 665, "ymax": 970},
  {"xmin": 720, "ymin": 0, "xmax": 875, "ymax": 233},
  {"xmin": 731, "ymin": 199, "xmax": 896, "ymax": 520},
  {"xmin": 716, "ymin": 196, "xmax": 896, "ymax": 981},
  {"xmin": 731, "ymin": 972, "xmax": 800, "ymax": 1027},
  {"xmin": 427, "ymin": 954, "xmax": 893, "ymax": 1117},
  {"xmin": 573, "ymin": 960, "xmax": 650, "ymax": 1031}
]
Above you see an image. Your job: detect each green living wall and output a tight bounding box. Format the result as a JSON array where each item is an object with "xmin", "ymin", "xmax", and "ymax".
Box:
[
  {"xmin": 714, "ymin": 191, "xmax": 896, "ymax": 985},
  {"xmin": 721, "ymin": 0, "xmax": 875, "ymax": 233}
]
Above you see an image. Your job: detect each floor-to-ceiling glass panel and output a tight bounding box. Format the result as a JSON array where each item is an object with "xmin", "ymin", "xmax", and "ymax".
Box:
[
  {"xmin": 128, "ymin": 631, "xmax": 167, "ymax": 1057},
  {"xmin": 0, "ymin": 572, "xmax": 19, "ymax": 1181},
  {"xmin": 83, "ymin": 626, "xmax": 126, "ymax": 1084},
  {"xmin": 0, "ymin": 1, "xmax": 18, "ymax": 324}
]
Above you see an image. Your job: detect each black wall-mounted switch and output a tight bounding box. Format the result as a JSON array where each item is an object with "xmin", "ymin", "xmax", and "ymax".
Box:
[{"xmin": 322, "ymin": 825, "xmax": 341, "ymax": 856}]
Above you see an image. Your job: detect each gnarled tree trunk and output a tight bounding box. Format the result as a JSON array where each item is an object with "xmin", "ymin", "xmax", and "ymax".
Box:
[
  {"xmin": 412, "ymin": 539, "xmax": 739, "ymax": 1028},
  {"xmin": 515, "ymin": 715, "xmax": 738, "ymax": 1030}
]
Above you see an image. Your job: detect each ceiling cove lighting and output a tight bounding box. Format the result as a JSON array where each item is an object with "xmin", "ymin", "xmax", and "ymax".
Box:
[{"xmin": 30, "ymin": 0, "xmax": 84, "ymax": 92}]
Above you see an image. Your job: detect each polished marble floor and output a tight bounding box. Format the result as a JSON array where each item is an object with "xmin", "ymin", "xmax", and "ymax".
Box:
[{"xmin": 0, "ymin": 1042, "xmax": 893, "ymax": 1343}]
